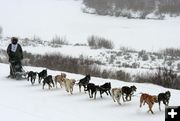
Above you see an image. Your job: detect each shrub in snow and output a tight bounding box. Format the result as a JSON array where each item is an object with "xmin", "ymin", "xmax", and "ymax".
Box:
[
  {"xmin": 135, "ymin": 67, "xmax": 180, "ymax": 89},
  {"xmin": 138, "ymin": 50, "xmax": 146, "ymax": 58},
  {"xmin": 132, "ymin": 62, "xmax": 140, "ymax": 68},
  {"xmin": 161, "ymin": 48, "xmax": 180, "ymax": 59},
  {"xmin": 124, "ymin": 54, "xmax": 132, "ymax": 60},
  {"xmin": 122, "ymin": 63, "xmax": 132, "ymax": 68},
  {"xmin": 150, "ymin": 55, "xmax": 156, "ymax": 61},
  {"xmin": 109, "ymin": 55, "xmax": 116, "ymax": 64},
  {"xmin": 142, "ymin": 54, "xmax": 149, "ymax": 61},
  {"xmin": 31, "ymin": 35, "xmax": 43, "ymax": 45},
  {"xmin": 116, "ymin": 70, "xmax": 131, "ymax": 82},
  {"xmin": 166, "ymin": 61, "xmax": 173, "ymax": 66},
  {"xmin": 101, "ymin": 70, "xmax": 109, "ymax": 79},
  {"xmin": 87, "ymin": 35, "xmax": 114, "ymax": 49},
  {"xmin": 51, "ymin": 36, "xmax": 68, "ymax": 47},
  {"xmin": 74, "ymin": 43, "xmax": 87, "ymax": 46}
]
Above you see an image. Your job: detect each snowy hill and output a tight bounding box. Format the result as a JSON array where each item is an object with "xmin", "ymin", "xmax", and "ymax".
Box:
[
  {"xmin": 0, "ymin": 63, "xmax": 180, "ymax": 121},
  {"xmin": 1, "ymin": 38, "xmax": 180, "ymax": 76},
  {"xmin": 0, "ymin": 0, "xmax": 180, "ymax": 51}
]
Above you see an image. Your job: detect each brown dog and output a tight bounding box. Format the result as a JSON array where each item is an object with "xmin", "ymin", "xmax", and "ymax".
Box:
[{"xmin": 140, "ymin": 93, "xmax": 158, "ymax": 114}]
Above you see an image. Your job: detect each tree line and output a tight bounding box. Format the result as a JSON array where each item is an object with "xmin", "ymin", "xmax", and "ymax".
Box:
[{"xmin": 83, "ymin": 0, "xmax": 180, "ymax": 19}]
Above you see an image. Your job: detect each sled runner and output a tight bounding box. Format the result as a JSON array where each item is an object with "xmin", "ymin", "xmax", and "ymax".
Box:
[{"xmin": 8, "ymin": 61, "xmax": 27, "ymax": 80}]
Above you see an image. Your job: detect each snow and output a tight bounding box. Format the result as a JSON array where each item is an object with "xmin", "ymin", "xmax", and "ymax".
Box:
[
  {"xmin": 0, "ymin": 63, "xmax": 180, "ymax": 121},
  {"xmin": 0, "ymin": 0, "xmax": 180, "ymax": 51},
  {"xmin": 0, "ymin": 0, "xmax": 180, "ymax": 119}
]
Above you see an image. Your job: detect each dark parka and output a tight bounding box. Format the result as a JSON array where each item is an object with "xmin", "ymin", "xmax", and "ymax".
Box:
[{"xmin": 7, "ymin": 43, "xmax": 23, "ymax": 62}]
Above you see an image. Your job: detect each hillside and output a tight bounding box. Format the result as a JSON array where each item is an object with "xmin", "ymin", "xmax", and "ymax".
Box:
[
  {"xmin": 0, "ymin": 63, "xmax": 180, "ymax": 121},
  {"xmin": 0, "ymin": 0, "xmax": 180, "ymax": 51},
  {"xmin": 82, "ymin": 0, "xmax": 180, "ymax": 19},
  {"xmin": 1, "ymin": 38, "xmax": 180, "ymax": 76}
]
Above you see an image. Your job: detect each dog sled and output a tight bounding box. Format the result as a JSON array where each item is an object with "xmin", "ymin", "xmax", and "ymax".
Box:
[{"xmin": 7, "ymin": 61, "xmax": 27, "ymax": 80}]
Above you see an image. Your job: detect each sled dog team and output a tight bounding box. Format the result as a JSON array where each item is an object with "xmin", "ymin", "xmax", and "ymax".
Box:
[{"xmin": 27, "ymin": 69, "xmax": 171, "ymax": 114}]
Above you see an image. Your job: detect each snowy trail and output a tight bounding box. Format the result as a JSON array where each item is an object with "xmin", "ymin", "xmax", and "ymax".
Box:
[{"xmin": 0, "ymin": 63, "xmax": 180, "ymax": 121}]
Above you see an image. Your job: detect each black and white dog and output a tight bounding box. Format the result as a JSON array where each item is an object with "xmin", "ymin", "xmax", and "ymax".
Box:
[
  {"xmin": 38, "ymin": 69, "xmax": 47, "ymax": 84},
  {"xmin": 99, "ymin": 82, "xmax": 111, "ymax": 98},
  {"xmin": 78, "ymin": 74, "xmax": 91, "ymax": 92},
  {"xmin": 158, "ymin": 91, "xmax": 171, "ymax": 111},
  {"xmin": 42, "ymin": 75, "xmax": 54, "ymax": 89},
  {"xmin": 86, "ymin": 82, "xmax": 111, "ymax": 99},
  {"xmin": 121, "ymin": 85, "xmax": 137, "ymax": 102},
  {"xmin": 86, "ymin": 83, "xmax": 100, "ymax": 99},
  {"xmin": 27, "ymin": 71, "xmax": 37, "ymax": 85}
]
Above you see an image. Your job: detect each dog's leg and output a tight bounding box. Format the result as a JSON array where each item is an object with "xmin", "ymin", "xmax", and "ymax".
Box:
[
  {"xmin": 38, "ymin": 76, "xmax": 40, "ymax": 83},
  {"xmin": 112, "ymin": 96, "xmax": 116, "ymax": 102},
  {"xmin": 159, "ymin": 101, "xmax": 161, "ymax": 111},
  {"xmin": 167, "ymin": 100, "xmax": 169, "ymax": 106},
  {"xmin": 90, "ymin": 90, "xmax": 93, "ymax": 98},
  {"xmin": 79, "ymin": 85, "xmax": 81, "ymax": 92},
  {"xmin": 70, "ymin": 87, "xmax": 73, "ymax": 94},
  {"xmin": 94, "ymin": 91, "xmax": 97, "ymax": 99},
  {"xmin": 65, "ymin": 84, "xmax": 69, "ymax": 92},
  {"xmin": 125, "ymin": 94, "xmax": 129, "ymax": 101},
  {"xmin": 55, "ymin": 80, "xmax": 57, "ymax": 88},
  {"xmin": 51, "ymin": 80, "xmax": 55, "ymax": 87},
  {"xmin": 48, "ymin": 83, "xmax": 52, "ymax": 90},
  {"xmin": 31, "ymin": 77, "xmax": 34, "ymax": 85},
  {"xmin": 33, "ymin": 78, "xmax": 35, "ymax": 85},
  {"xmin": 117, "ymin": 94, "xmax": 121, "ymax": 105},
  {"xmin": 60, "ymin": 81, "xmax": 63, "ymax": 88},
  {"xmin": 83, "ymin": 85, "xmax": 87, "ymax": 93},
  {"xmin": 38, "ymin": 77, "xmax": 41, "ymax": 84},
  {"xmin": 100, "ymin": 91, "xmax": 103, "ymax": 98},
  {"xmin": 149, "ymin": 103, "xmax": 154, "ymax": 114},
  {"xmin": 112, "ymin": 91, "xmax": 116, "ymax": 102},
  {"xmin": 71, "ymin": 86, "xmax": 73, "ymax": 92},
  {"xmin": 105, "ymin": 91, "xmax": 109, "ymax": 95},
  {"xmin": 122, "ymin": 93, "xmax": 125, "ymax": 102},
  {"xmin": 108, "ymin": 90, "xmax": 111, "ymax": 96},
  {"xmin": 129, "ymin": 95, "xmax": 132, "ymax": 101},
  {"xmin": 42, "ymin": 82, "xmax": 45, "ymax": 89},
  {"xmin": 88, "ymin": 90, "xmax": 91, "ymax": 98},
  {"xmin": 140, "ymin": 97, "xmax": 143, "ymax": 108},
  {"xmin": 27, "ymin": 76, "xmax": 29, "ymax": 81},
  {"xmin": 143, "ymin": 100, "xmax": 146, "ymax": 105}
]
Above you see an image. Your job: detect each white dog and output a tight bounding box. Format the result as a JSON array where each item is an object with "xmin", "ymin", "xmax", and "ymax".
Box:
[
  {"xmin": 64, "ymin": 78, "xmax": 76, "ymax": 94},
  {"xmin": 111, "ymin": 88, "xmax": 122, "ymax": 105}
]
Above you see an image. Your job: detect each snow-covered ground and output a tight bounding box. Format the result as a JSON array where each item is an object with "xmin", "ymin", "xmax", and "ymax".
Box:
[
  {"xmin": 0, "ymin": 0, "xmax": 180, "ymax": 51},
  {"xmin": 0, "ymin": 1, "xmax": 179, "ymax": 120},
  {"xmin": 0, "ymin": 63, "xmax": 180, "ymax": 121}
]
